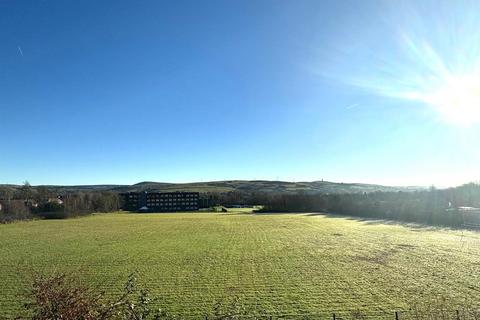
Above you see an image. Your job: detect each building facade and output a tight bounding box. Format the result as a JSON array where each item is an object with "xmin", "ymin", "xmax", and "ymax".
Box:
[{"xmin": 121, "ymin": 192, "xmax": 199, "ymax": 212}]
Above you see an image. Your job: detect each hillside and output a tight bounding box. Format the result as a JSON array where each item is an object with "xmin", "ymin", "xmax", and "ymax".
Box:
[{"xmin": 1, "ymin": 180, "xmax": 423, "ymax": 195}]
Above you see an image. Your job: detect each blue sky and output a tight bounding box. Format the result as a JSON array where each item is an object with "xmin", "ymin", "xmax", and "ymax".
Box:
[{"xmin": 1, "ymin": 0, "xmax": 480, "ymax": 187}]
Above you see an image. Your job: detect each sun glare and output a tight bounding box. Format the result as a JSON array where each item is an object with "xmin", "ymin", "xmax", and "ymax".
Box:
[
  {"xmin": 324, "ymin": 1, "xmax": 480, "ymax": 127},
  {"xmin": 421, "ymin": 73, "xmax": 480, "ymax": 126}
]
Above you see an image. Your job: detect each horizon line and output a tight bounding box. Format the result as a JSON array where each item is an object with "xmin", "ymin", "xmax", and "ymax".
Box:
[{"xmin": 0, "ymin": 178, "xmax": 459, "ymax": 189}]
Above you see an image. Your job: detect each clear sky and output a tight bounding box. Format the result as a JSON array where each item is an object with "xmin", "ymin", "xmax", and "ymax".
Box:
[{"xmin": 1, "ymin": 0, "xmax": 480, "ymax": 187}]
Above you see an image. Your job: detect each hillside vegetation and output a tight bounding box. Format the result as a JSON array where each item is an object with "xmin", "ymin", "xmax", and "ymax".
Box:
[
  {"xmin": 0, "ymin": 180, "xmax": 423, "ymax": 195},
  {"xmin": 0, "ymin": 212, "xmax": 479, "ymax": 318}
]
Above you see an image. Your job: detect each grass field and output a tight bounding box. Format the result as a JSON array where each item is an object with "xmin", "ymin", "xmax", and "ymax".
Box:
[{"xmin": 0, "ymin": 211, "xmax": 479, "ymax": 318}]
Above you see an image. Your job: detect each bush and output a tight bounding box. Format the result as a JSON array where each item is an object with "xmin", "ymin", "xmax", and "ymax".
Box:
[
  {"xmin": 34, "ymin": 202, "xmax": 67, "ymax": 220},
  {"xmin": 19, "ymin": 272, "xmax": 171, "ymax": 320}
]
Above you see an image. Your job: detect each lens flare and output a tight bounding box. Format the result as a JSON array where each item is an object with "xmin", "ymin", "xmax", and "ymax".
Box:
[{"xmin": 321, "ymin": 0, "xmax": 480, "ymax": 126}]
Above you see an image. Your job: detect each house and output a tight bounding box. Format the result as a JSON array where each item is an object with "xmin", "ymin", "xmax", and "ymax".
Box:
[
  {"xmin": 120, "ymin": 192, "xmax": 200, "ymax": 212},
  {"xmin": 449, "ymin": 207, "xmax": 480, "ymax": 228},
  {"xmin": 47, "ymin": 196, "xmax": 64, "ymax": 205},
  {"xmin": 460, "ymin": 207, "xmax": 480, "ymax": 228}
]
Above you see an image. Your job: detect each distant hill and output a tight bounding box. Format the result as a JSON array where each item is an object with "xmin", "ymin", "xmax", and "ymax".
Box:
[{"xmin": 0, "ymin": 180, "xmax": 424, "ymax": 195}]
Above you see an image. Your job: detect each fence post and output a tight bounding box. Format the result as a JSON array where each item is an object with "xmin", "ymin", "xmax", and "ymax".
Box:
[
  {"xmin": 333, "ymin": 313, "xmax": 336, "ymax": 320},
  {"xmin": 456, "ymin": 310, "xmax": 460, "ymax": 320},
  {"xmin": 395, "ymin": 311, "xmax": 399, "ymax": 320}
]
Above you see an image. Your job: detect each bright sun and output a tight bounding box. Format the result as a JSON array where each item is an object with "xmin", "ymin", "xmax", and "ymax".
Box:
[
  {"xmin": 334, "ymin": 1, "xmax": 480, "ymax": 128},
  {"xmin": 422, "ymin": 74, "xmax": 480, "ymax": 126}
]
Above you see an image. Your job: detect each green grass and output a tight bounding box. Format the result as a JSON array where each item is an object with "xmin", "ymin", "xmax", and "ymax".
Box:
[{"xmin": 0, "ymin": 211, "xmax": 479, "ymax": 318}]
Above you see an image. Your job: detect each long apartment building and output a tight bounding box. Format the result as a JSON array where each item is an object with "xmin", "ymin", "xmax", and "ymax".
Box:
[{"xmin": 121, "ymin": 192, "xmax": 199, "ymax": 212}]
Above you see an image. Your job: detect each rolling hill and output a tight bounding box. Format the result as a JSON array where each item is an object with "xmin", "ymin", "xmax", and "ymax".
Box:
[{"xmin": 1, "ymin": 180, "xmax": 424, "ymax": 195}]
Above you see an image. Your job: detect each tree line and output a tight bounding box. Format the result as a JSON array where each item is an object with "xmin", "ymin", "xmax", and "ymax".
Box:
[
  {"xmin": 257, "ymin": 183, "xmax": 480, "ymax": 227},
  {"xmin": 202, "ymin": 183, "xmax": 480, "ymax": 228},
  {"xmin": 2, "ymin": 181, "xmax": 480, "ymax": 227},
  {"xmin": 0, "ymin": 182, "xmax": 120, "ymax": 223}
]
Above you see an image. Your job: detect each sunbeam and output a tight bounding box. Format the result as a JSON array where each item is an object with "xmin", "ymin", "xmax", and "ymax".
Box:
[{"xmin": 322, "ymin": 0, "xmax": 480, "ymax": 126}]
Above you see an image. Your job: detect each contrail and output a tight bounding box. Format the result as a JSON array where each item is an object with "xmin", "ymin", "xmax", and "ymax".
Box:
[{"xmin": 17, "ymin": 46, "xmax": 23, "ymax": 57}]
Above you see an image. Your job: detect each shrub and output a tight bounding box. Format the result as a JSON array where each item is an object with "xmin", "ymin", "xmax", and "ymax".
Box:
[
  {"xmin": 34, "ymin": 202, "xmax": 67, "ymax": 220},
  {"xmin": 19, "ymin": 272, "xmax": 172, "ymax": 320}
]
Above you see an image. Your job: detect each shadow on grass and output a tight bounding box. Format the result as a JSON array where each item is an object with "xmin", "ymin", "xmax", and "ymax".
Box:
[
  {"xmin": 314, "ymin": 212, "xmax": 445, "ymax": 231},
  {"xmin": 239, "ymin": 211, "xmax": 460, "ymax": 232},
  {"xmin": 227, "ymin": 211, "xmax": 301, "ymax": 216}
]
